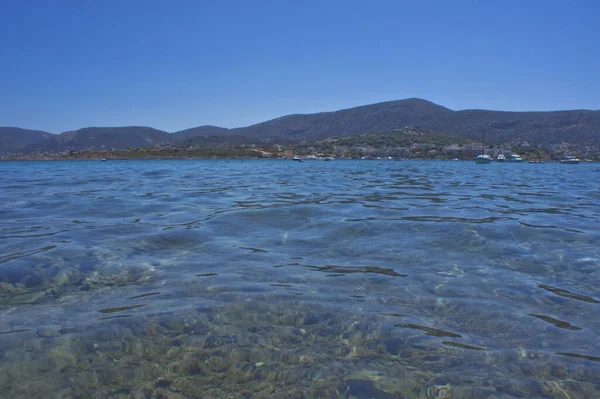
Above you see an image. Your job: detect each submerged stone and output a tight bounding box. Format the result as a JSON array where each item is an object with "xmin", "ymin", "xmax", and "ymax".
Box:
[{"xmin": 37, "ymin": 325, "xmax": 63, "ymax": 338}]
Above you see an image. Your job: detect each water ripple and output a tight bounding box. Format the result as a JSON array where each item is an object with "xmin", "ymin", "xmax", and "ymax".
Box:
[{"xmin": 0, "ymin": 159, "xmax": 599, "ymax": 398}]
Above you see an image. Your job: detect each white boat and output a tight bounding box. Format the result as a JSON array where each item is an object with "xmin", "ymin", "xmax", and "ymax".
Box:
[
  {"xmin": 506, "ymin": 153, "xmax": 524, "ymax": 163},
  {"xmin": 496, "ymin": 154, "xmax": 506, "ymax": 162},
  {"xmin": 475, "ymin": 154, "xmax": 492, "ymax": 164},
  {"xmin": 560, "ymin": 156, "xmax": 580, "ymax": 164}
]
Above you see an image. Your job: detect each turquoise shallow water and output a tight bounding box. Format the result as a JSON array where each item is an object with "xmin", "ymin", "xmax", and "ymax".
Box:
[{"xmin": 1, "ymin": 159, "xmax": 599, "ymax": 398}]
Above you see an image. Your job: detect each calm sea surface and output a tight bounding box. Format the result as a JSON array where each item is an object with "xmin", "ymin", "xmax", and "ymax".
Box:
[{"xmin": 1, "ymin": 159, "xmax": 599, "ymax": 399}]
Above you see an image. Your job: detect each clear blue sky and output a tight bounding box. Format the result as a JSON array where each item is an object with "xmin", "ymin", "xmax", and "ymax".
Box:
[{"xmin": 1, "ymin": 0, "xmax": 598, "ymax": 133}]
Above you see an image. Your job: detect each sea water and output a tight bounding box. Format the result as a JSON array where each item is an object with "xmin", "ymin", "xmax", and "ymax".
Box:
[{"xmin": 1, "ymin": 159, "xmax": 599, "ymax": 398}]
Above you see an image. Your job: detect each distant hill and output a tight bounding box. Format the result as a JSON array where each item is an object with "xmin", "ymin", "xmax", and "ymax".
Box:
[
  {"xmin": 24, "ymin": 127, "xmax": 171, "ymax": 153},
  {"xmin": 2, "ymin": 98, "xmax": 600, "ymax": 155},
  {"xmin": 0, "ymin": 127, "xmax": 52, "ymax": 153},
  {"xmin": 227, "ymin": 98, "xmax": 600, "ymax": 148},
  {"xmin": 421, "ymin": 108, "xmax": 600, "ymax": 147},
  {"xmin": 170, "ymin": 125, "xmax": 230, "ymax": 141},
  {"xmin": 230, "ymin": 98, "xmax": 453, "ymax": 140}
]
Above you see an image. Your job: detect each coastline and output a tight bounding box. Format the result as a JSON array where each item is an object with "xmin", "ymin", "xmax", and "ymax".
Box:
[
  {"xmin": 0, "ymin": 148, "xmax": 290, "ymax": 161},
  {"xmin": 1, "ymin": 148, "xmax": 597, "ymax": 162}
]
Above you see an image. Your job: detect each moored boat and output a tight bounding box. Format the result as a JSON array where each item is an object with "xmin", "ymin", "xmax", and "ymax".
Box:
[
  {"xmin": 475, "ymin": 127, "xmax": 492, "ymax": 164},
  {"xmin": 560, "ymin": 156, "xmax": 580, "ymax": 164},
  {"xmin": 506, "ymin": 153, "xmax": 524, "ymax": 163},
  {"xmin": 475, "ymin": 154, "xmax": 492, "ymax": 164}
]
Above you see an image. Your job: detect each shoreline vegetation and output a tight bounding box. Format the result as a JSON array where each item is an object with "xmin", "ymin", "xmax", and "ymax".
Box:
[
  {"xmin": 1, "ymin": 148, "xmax": 288, "ymax": 161},
  {"xmin": 2, "ymin": 129, "xmax": 599, "ymax": 162},
  {"xmin": 2, "ymin": 147, "xmax": 598, "ymax": 162}
]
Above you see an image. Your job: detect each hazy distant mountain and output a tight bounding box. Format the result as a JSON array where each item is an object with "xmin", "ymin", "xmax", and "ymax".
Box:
[
  {"xmin": 230, "ymin": 98, "xmax": 452, "ymax": 140},
  {"xmin": 24, "ymin": 126, "xmax": 171, "ymax": 153},
  {"xmin": 421, "ymin": 108, "xmax": 600, "ymax": 147},
  {"xmin": 3, "ymin": 98, "xmax": 600, "ymax": 155},
  {"xmin": 0, "ymin": 127, "xmax": 52, "ymax": 153},
  {"xmin": 227, "ymin": 98, "xmax": 600, "ymax": 147},
  {"xmin": 170, "ymin": 125, "xmax": 230, "ymax": 141}
]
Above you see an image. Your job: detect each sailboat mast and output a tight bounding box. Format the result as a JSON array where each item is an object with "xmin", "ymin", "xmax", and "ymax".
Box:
[
  {"xmin": 475, "ymin": 125, "xmax": 492, "ymax": 163},
  {"xmin": 482, "ymin": 127, "xmax": 485, "ymax": 155}
]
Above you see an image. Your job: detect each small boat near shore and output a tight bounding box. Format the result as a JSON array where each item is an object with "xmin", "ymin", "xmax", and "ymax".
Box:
[
  {"xmin": 496, "ymin": 154, "xmax": 506, "ymax": 162},
  {"xmin": 560, "ymin": 156, "xmax": 580, "ymax": 164},
  {"xmin": 506, "ymin": 154, "xmax": 524, "ymax": 163},
  {"xmin": 475, "ymin": 154, "xmax": 492, "ymax": 164}
]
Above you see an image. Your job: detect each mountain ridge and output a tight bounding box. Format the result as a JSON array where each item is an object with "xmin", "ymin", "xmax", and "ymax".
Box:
[
  {"xmin": 2, "ymin": 98, "xmax": 599, "ymax": 155},
  {"xmin": 0, "ymin": 127, "xmax": 53, "ymax": 153},
  {"xmin": 20, "ymin": 126, "xmax": 171, "ymax": 154}
]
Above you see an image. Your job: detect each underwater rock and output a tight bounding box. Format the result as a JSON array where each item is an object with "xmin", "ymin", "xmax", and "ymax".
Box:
[
  {"xmin": 0, "ymin": 265, "xmax": 43, "ymax": 287},
  {"xmin": 53, "ymin": 269, "xmax": 72, "ymax": 286},
  {"xmin": 129, "ymin": 390, "xmax": 146, "ymax": 399},
  {"xmin": 0, "ymin": 282, "xmax": 15, "ymax": 293},
  {"xmin": 345, "ymin": 379, "xmax": 399, "ymax": 399},
  {"xmin": 37, "ymin": 325, "xmax": 63, "ymax": 338},
  {"xmin": 160, "ymin": 319, "xmax": 187, "ymax": 333},
  {"xmin": 383, "ymin": 337, "xmax": 404, "ymax": 356}
]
